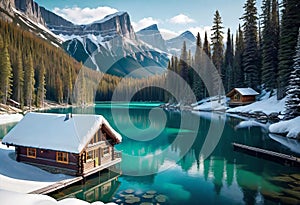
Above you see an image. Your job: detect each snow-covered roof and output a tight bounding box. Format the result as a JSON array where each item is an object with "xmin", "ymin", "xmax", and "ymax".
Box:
[
  {"xmin": 227, "ymin": 88, "xmax": 259, "ymax": 96},
  {"xmin": 2, "ymin": 112, "xmax": 122, "ymax": 154}
]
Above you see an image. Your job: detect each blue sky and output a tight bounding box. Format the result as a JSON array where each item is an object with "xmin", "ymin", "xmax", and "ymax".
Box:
[{"xmin": 35, "ymin": 0, "xmax": 262, "ymax": 40}]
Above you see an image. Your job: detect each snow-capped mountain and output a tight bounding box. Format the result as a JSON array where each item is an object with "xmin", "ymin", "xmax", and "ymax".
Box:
[
  {"xmin": 50, "ymin": 12, "xmax": 168, "ymax": 77},
  {"xmin": 0, "ymin": 0, "xmax": 169, "ymax": 78},
  {"xmin": 137, "ymin": 24, "xmax": 167, "ymax": 52},
  {"xmin": 0, "ymin": 0, "xmax": 62, "ymax": 45},
  {"xmin": 43, "ymin": 11, "xmax": 168, "ymax": 78},
  {"xmin": 166, "ymin": 31, "xmax": 196, "ymax": 56}
]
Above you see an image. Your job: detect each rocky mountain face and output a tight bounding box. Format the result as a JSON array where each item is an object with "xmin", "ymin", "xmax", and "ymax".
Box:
[
  {"xmin": 137, "ymin": 24, "xmax": 167, "ymax": 51},
  {"xmin": 0, "ymin": 0, "xmax": 168, "ymax": 78},
  {"xmin": 0, "ymin": 0, "xmax": 44, "ymax": 24},
  {"xmin": 0, "ymin": 0, "xmax": 15, "ymax": 21},
  {"xmin": 14, "ymin": 0, "xmax": 44, "ymax": 25},
  {"xmin": 47, "ymin": 11, "xmax": 137, "ymax": 41},
  {"xmin": 40, "ymin": 6, "xmax": 73, "ymax": 27},
  {"xmin": 166, "ymin": 31, "xmax": 196, "ymax": 56},
  {"xmin": 53, "ymin": 12, "xmax": 168, "ymax": 78}
]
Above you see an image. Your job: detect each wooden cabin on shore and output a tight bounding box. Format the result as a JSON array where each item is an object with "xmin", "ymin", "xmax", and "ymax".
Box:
[
  {"xmin": 227, "ymin": 88, "xmax": 259, "ymax": 107},
  {"xmin": 2, "ymin": 112, "xmax": 122, "ymax": 176}
]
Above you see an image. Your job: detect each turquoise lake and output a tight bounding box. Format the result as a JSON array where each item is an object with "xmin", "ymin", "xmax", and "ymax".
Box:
[{"xmin": 1, "ymin": 102, "xmax": 300, "ymax": 204}]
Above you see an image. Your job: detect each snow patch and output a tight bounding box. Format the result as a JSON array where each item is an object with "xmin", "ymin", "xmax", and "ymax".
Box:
[
  {"xmin": 269, "ymin": 116, "xmax": 300, "ymax": 138},
  {"xmin": 193, "ymin": 96, "xmax": 227, "ymax": 111},
  {"xmin": 235, "ymin": 120, "xmax": 268, "ymax": 130},
  {"xmin": 0, "ymin": 114, "xmax": 23, "ymax": 125}
]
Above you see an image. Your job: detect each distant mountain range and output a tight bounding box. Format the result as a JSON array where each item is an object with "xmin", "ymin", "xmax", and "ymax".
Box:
[{"xmin": 0, "ymin": 0, "xmax": 196, "ymax": 78}]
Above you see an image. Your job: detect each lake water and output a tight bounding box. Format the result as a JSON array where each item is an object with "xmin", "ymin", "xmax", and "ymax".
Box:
[{"xmin": 1, "ymin": 103, "xmax": 300, "ymax": 204}]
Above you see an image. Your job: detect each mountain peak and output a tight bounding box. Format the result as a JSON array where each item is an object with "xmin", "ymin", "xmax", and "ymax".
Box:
[
  {"xmin": 92, "ymin": 11, "xmax": 128, "ymax": 24},
  {"xmin": 179, "ymin": 31, "xmax": 195, "ymax": 41},
  {"xmin": 138, "ymin": 24, "xmax": 159, "ymax": 32}
]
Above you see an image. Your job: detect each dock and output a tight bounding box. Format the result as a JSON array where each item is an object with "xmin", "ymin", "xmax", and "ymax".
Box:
[
  {"xmin": 29, "ymin": 176, "xmax": 83, "ymax": 194},
  {"xmin": 232, "ymin": 143, "xmax": 300, "ymax": 167},
  {"xmin": 29, "ymin": 158, "xmax": 121, "ymax": 195}
]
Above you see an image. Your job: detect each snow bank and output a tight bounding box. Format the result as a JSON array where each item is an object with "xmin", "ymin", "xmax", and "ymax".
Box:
[
  {"xmin": 193, "ymin": 96, "xmax": 227, "ymax": 111},
  {"xmin": 235, "ymin": 120, "xmax": 268, "ymax": 130},
  {"xmin": 0, "ymin": 189, "xmax": 116, "ymax": 205},
  {"xmin": 0, "ymin": 113, "xmax": 23, "ymax": 125},
  {"xmin": 269, "ymin": 134, "xmax": 300, "ymax": 154},
  {"xmin": 269, "ymin": 116, "xmax": 300, "ymax": 138},
  {"xmin": 227, "ymin": 95, "xmax": 286, "ymax": 115}
]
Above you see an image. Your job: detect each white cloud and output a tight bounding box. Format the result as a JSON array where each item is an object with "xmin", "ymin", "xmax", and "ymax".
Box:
[
  {"xmin": 132, "ymin": 17, "xmax": 160, "ymax": 32},
  {"xmin": 168, "ymin": 14, "xmax": 195, "ymax": 24},
  {"xmin": 160, "ymin": 29, "xmax": 179, "ymax": 40},
  {"xmin": 53, "ymin": 6, "xmax": 118, "ymax": 25}
]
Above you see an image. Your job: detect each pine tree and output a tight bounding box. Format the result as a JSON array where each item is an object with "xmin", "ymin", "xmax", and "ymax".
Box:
[
  {"xmin": 241, "ymin": 0, "xmax": 260, "ymax": 90},
  {"xmin": 233, "ymin": 25, "xmax": 245, "ymax": 88},
  {"xmin": 211, "ymin": 10, "xmax": 224, "ymax": 74},
  {"xmin": 179, "ymin": 41, "xmax": 189, "ymax": 84},
  {"xmin": 36, "ymin": 61, "xmax": 46, "ymax": 107},
  {"xmin": 23, "ymin": 52, "xmax": 35, "ymax": 108},
  {"xmin": 261, "ymin": 0, "xmax": 279, "ymax": 92},
  {"xmin": 224, "ymin": 28, "xmax": 234, "ymax": 92},
  {"xmin": 67, "ymin": 65, "xmax": 73, "ymax": 104},
  {"xmin": 0, "ymin": 35, "xmax": 13, "ymax": 104},
  {"xmin": 12, "ymin": 50, "xmax": 24, "ymax": 107},
  {"xmin": 193, "ymin": 32, "xmax": 204, "ymax": 100},
  {"xmin": 203, "ymin": 31, "xmax": 211, "ymax": 59},
  {"xmin": 277, "ymin": 0, "xmax": 300, "ymax": 99},
  {"xmin": 211, "ymin": 10, "xmax": 224, "ymax": 95},
  {"xmin": 285, "ymin": 29, "xmax": 300, "ymax": 119}
]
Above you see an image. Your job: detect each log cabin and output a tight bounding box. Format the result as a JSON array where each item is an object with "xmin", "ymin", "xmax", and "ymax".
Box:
[
  {"xmin": 227, "ymin": 88, "xmax": 259, "ymax": 107},
  {"xmin": 2, "ymin": 112, "xmax": 122, "ymax": 176}
]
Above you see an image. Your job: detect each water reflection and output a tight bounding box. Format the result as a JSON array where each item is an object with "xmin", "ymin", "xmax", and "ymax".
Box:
[
  {"xmin": 51, "ymin": 170, "xmax": 121, "ymax": 203},
  {"xmin": 0, "ymin": 122, "xmax": 16, "ymax": 139}
]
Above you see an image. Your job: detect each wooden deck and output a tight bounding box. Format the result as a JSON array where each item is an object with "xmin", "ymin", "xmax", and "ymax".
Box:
[
  {"xmin": 232, "ymin": 143, "xmax": 300, "ymax": 167},
  {"xmin": 29, "ymin": 176, "xmax": 83, "ymax": 194},
  {"xmin": 29, "ymin": 158, "xmax": 121, "ymax": 195}
]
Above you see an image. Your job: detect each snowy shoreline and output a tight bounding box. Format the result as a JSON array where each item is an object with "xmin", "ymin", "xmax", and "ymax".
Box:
[
  {"xmin": 0, "ymin": 143, "xmax": 116, "ymax": 205},
  {"xmin": 191, "ymin": 94, "xmax": 300, "ymax": 139}
]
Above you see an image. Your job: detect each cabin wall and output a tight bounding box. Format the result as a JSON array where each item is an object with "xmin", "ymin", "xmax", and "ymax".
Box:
[
  {"xmin": 241, "ymin": 95, "xmax": 255, "ymax": 102},
  {"xmin": 17, "ymin": 146, "xmax": 79, "ymax": 175},
  {"xmin": 81, "ymin": 127, "xmax": 117, "ymax": 174},
  {"xmin": 229, "ymin": 91, "xmax": 256, "ymax": 103}
]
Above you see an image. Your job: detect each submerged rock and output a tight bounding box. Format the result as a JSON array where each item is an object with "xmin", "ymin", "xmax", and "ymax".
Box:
[
  {"xmin": 146, "ymin": 190, "xmax": 157, "ymax": 195},
  {"xmin": 142, "ymin": 194, "xmax": 154, "ymax": 199},
  {"xmin": 125, "ymin": 196, "xmax": 140, "ymax": 204},
  {"xmin": 125, "ymin": 189, "xmax": 135, "ymax": 194},
  {"xmin": 155, "ymin": 194, "xmax": 167, "ymax": 203}
]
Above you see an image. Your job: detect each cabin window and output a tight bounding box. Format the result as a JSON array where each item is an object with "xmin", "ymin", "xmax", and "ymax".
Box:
[
  {"xmin": 87, "ymin": 150, "xmax": 94, "ymax": 161},
  {"xmin": 56, "ymin": 152, "xmax": 68, "ymax": 164},
  {"xmin": 27, "ymin": 148, "xmax": 36, "ymax": 158},
  {"xmin": 103, "ymin": 147, "xmax": 110, "ymax": 156},
  {"xmin": 234, "ymin": 93, "xmax": 240, "ymax": 101}
]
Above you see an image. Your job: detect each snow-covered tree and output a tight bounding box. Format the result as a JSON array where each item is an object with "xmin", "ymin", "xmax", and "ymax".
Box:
[{"xmin": 285, "ymin": 29, "xmax": 300, "ymax": 119}]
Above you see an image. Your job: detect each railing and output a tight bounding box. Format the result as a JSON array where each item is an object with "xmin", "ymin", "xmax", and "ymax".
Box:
[{"xmin": 114, "ymin": 151, "xmax": 122, "ymax": 159}]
